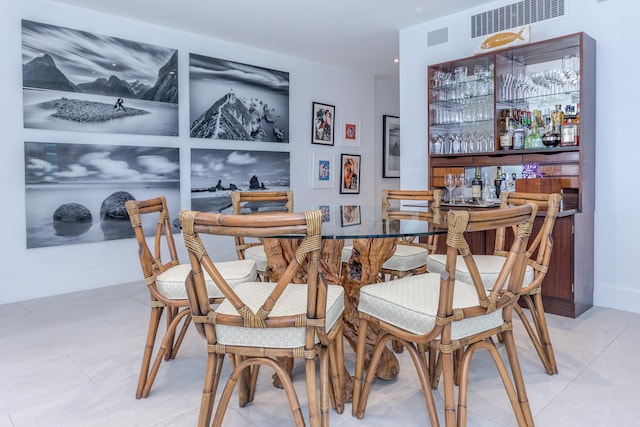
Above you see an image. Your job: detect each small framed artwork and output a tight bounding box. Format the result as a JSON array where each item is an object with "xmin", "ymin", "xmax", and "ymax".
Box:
[
  {"xmin": 311, "ymin": 153, "xmax": 335, "ymax": 188},
  {"xmin": 340, "ymin": 117, "xmax": 360, "ymax": 147},
  {"xmin": 312, "ymin": 102, "xmax": 335, "ymax": 145},
  {"xmin": 340, "ymin": 153, "xmax": 361, "ymax": 194},
  {"xmin": 319, "ymin": 205, "xmax": 331, "ymax": 223},
  {"xmin": 383, "ymin": 115, "xmax": 400, "ymax": 178},
  {"xmin": 340, "ymin": 205, "xmax": 361, "ymax": 227}
]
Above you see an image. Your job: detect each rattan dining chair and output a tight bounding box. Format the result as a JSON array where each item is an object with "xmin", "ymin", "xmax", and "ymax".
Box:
[
  {"xmin": 180, "ymin": 209, "xmax": 345, "ymax": 427},
  {"xmin": 340, "ymin": 189, "xmax": 442, "ymax": 282},
  {"xmin": 230, "ymin": 190, "xmax": 294, "ymax": 281},
  {"xmin": 352, "ymin": 204, "xmax": 538, "ymax": 426},
  {"xmin": 427, "ymin": 192, "xmax": 562, "ymax": 375},
  {"xmin": 125, "ymin": 197, "xmax": 257, "ymax": 399}
]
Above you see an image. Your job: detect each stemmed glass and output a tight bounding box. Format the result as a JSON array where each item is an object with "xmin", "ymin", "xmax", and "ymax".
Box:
[
  {"xmin": 457, "ymin": 173, "xmax": 467, "ymax": 204},
  {"xmin": 444, "ymin": 173, "xmax": 456, "ymax": 203}
]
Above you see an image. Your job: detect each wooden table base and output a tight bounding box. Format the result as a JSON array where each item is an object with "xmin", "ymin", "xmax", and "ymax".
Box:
[{"xmin": 263, "ymin": 236, "xmax": 401, "ymax": 402}]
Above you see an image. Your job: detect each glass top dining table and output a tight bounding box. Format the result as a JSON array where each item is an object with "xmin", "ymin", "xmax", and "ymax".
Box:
[{"xmin": 235, "ymin": 203, "xmax": 447, "ymax": 240}]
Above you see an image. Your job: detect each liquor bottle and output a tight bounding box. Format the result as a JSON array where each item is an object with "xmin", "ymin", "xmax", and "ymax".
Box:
[
  {"xmin": 500, "ymin": 109, "xmax": 514, "ymax": 150},
  {"xmin": 471, "ymin": 166, "xmax": 482, "ymax": 202},
  {"xmin": 572, "ymin": 103, "xmax": 580, "ymax": 146},
  {"xmin": 494, "ymin": 166, "xmax": 503, "ymax": 198},
  {"xmin": 530, "ymin": 120, "xmax": 542, "ymax": 148},
  {"xmin": 560, "ymin": 104, "xmax": 576, "ymax": 146}
]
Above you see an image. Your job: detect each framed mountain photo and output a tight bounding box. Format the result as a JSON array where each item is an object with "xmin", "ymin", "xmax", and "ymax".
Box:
[
  {"xmin": 189, "ymin": 54, "xmax": 289, "ymax": 143},
  {"xmin": 21, "ymin": 20, "xmax": 178, "ymax": 136}
]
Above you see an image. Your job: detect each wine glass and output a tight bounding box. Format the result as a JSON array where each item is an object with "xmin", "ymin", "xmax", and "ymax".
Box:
[
  {"xmin": 444, "ymin": 173, "xmax": 456, "ymax": 203},
  {"xmin": 457, "ymin": 173, "xmax": 467, "ymax": 203}
]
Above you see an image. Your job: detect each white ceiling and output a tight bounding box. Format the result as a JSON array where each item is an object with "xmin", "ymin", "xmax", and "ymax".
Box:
[{"xmin": 51, "ymin": 0, "xmax": 497, "ymax": 79}]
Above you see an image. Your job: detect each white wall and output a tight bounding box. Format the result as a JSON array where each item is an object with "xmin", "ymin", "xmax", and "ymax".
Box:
[
  {"xmin": 0, "ymin": 0, "xmax": 384, "ymax": 303},
  {"xmin": 399, "ymin": 0, "xmax": 640, "ymax": 313}
]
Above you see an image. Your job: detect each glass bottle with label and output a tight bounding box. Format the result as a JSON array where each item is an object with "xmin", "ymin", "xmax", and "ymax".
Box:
[
  {"xmin": 471, "ymin": 166, "xmax": 483, "ymax": 202},
  {"xmin": 494, "ymin": 166, "xmax": 503, "ymax": 199}
]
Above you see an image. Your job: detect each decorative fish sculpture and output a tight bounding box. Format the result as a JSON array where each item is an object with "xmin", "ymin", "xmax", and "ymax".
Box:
[{"xmin": 481, "ymin": 27, "xmax": 526, "ymax": 50}]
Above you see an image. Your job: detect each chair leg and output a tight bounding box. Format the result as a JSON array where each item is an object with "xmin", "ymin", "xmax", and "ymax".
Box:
[
  {"xmin": 141, "ymin": 308, "xmax": 191, "ymax": 398},
  {"xmin": 457, "ymin": 339, "xmax": 531, "ymax": 427},
  {"xmin": 198, "ymin": 352, "xmax": 225, "ymax": 427},
  {"xmin": 403, "ymin": 341, "xmax": 440, "ymax": 426},
  {"xmin": 428, "ymin": 343, "xmax": 442, "ymax": 390},
  {"xmin": 516, "ymin": 293, "xmax": 558, "ymax": 374},
  {"xmin": 352, "ymin": 317, "xmax": 369, "ymax": 417},
  {"xmin": 305, "ymin": 352, "xmax": 321, "ymax": 427},
  {"xmin": 440, "ymin": 344, "xmax": 457, "ymax": 427},
  {"xmin": 136, "ymin": 305, "xmax": 163, "ymax": 399},
  {"xmin": 502, "ymin": 329, "xmax": 535, "ymax": 426},
  {"xmin": 354, "ymin": 326, "xmax": 392, "ymax": 419},
  {"xmin": 327, "ymin": 334, "xmax": 345, "ymax": 413},
  {"xmin": 318, "ymin": 346, "xmax": 330, "ymax": 427}
]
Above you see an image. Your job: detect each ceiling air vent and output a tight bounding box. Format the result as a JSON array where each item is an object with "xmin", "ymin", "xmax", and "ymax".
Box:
[{"xmin": 471, "ymin": 0, "xmax": 565, "ymax": 38}]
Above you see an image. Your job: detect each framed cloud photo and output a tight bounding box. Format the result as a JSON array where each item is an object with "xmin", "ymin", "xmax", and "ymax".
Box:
[
  {"xmin": 340, "ymin": 117, "xmax": 360, "ymax": 147},
  {"xmin": 311, "ymin": 153, "xmax": 335, "ymax": 189},
  {"xmin": 312, "ymin": 102, "xmax": 335, "ymax": 145},
  {"xmin": 383, "ymin": 115, "xmax": 400, "ymax": 178},
  {"xmin": 340, "ymin": 153, "xmax": 360, "ymax": 194}
]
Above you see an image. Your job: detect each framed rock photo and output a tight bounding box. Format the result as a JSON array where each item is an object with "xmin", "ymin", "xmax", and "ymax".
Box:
[{"xmin": 24, "ymin": 141, "xmax": 180, "ymax": 249}]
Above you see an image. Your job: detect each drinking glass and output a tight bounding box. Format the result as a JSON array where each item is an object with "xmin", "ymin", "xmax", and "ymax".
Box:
[
  {"xmin": 457, "ymin": 173, "xmax": 467, "ymax": 203},
  {"xmin": 444, "ymin": 173, "xmax": 456, "ymax": 203}
]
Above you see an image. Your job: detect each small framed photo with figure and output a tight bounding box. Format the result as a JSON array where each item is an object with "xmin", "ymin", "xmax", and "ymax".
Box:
[
  {"xmin": 311, "ymin": 153, "xmax": 335, "ymax": 188},
  {"xmin": 340, "ymin": 153, "xmax": 360, "ymax": 194},
  {"xmin": 312, "ymin": 102, "xmax": 335, "ymax": 145},
  {"xmin": 340, "ymin": 205, "xmax": 361, "ymax": 227}
]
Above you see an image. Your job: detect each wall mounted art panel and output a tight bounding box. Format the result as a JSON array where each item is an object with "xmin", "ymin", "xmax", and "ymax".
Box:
[
  {"xmin": 191, "ymin": 148, "xmax": 290, "ymax": 212},
  {"xmin": 189, "ymin": 54, "xmax": 289, "ymax": 143},
  {"xmin": 25, "ymin": 141, "xmax": 180, "ymax": 248},
  {"xmin": 22, "ymin": 20, "xmax": 178, "ymax": 136}
]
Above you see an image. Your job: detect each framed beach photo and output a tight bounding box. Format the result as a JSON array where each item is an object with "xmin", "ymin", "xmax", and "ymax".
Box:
[
  {"xmin": 340, "ymin": 153, "xmax": 361, "ymax": 194},
  {"xmin": 311, "ymin": 153, "xmax": 335, "ymax": 189},
  {"xmin": 383, "ymin": 115, "xmax": 400, "ymax": 178},
  {"xmin": 340, "ymin": 205, "xmax": 361, "ymax": 227},
  {"xmin": 340, "ymin": 117, "xmax": 360, "ymax": 147},
  {"xmin": 312, "ymin": 102, "xmax": 335, "ymax": 145}
]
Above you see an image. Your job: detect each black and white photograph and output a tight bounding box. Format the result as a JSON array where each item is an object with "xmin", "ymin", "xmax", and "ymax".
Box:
[
  {"xmin": 189, "ymin": 54, "xmax": 289, "ymax": 143},
  {"xmin": 22, "ymin": 20, "xmax": 179, "ymax": 136},
  {"xmin": 24, "ymin": 141, "xmax": 180, "ymax": 249},
  {"xmin": 383, "ymin": 115, "xmax": 400, "ymax": 178},
  {"xmin": 191, "ymin": 148, "xmax": 290, "ymax": 212}
]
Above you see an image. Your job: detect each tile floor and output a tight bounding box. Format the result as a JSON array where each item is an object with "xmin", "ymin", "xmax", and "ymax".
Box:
[{"xmin": 1, "ymin": 281, "xmax": 640, "ymax": 426}]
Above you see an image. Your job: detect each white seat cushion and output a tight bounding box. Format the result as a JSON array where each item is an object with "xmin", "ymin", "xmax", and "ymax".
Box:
[
  {"xmin": 245, "ymin": 245, "xmax": 268, "ymax": 272},
  {"xmin": 358, "ymin": 273, "xmax": 503, "ymax": 340},
  {"xmin": 215, "ymin": 282, "xmax": 344, "ymax": 348},
  {"xmin": 156, "ymin": 260, "xmax": 257, "ymax": 299},
  {"xmin": 426, "ymin": 254, "xmax": 534, "ymax": 290},
  {"xmin": 342, "ymin": 244, "xmax": 427, "ymax": 272},
  {"xmin": 381, "ymin": 245, "xmax": 428, "ymax": 272}
]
